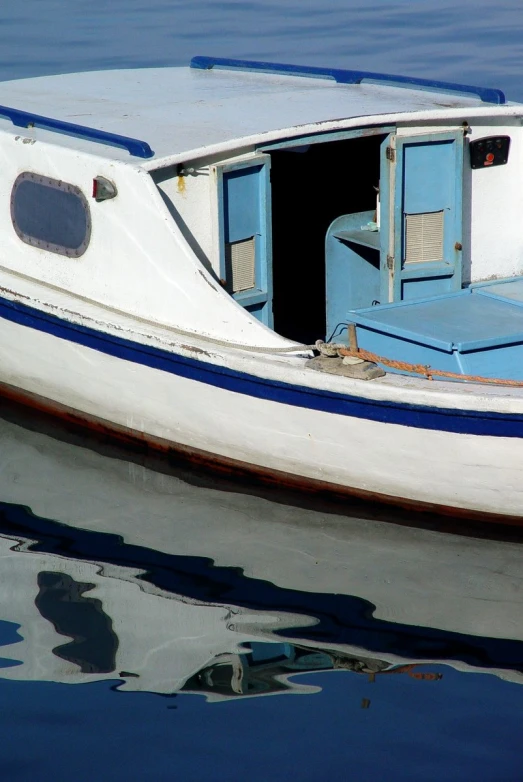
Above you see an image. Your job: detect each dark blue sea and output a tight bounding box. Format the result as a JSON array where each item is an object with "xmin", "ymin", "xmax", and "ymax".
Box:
[{"xmin": 0, "ymin": 1, "xmax": 523, "ymax": 779}]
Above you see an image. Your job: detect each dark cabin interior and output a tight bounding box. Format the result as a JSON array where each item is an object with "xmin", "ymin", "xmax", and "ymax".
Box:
[{"xmin": 269, "ymin": 134, "xmax": 386, "ymax": 344}]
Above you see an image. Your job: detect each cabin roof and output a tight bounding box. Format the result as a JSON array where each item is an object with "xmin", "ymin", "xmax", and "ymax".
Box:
[{"xmin": 0, "ymin": 63, "xmax": 512, "ymax": 166}]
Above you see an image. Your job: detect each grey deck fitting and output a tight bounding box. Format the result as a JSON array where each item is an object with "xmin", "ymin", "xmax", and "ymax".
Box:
[{"xmin": 306, "ymin": 355, "xmax": 385, "ymax": 380}]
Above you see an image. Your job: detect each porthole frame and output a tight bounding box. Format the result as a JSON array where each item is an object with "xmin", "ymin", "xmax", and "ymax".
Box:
[{"xmin": 11, "ymin": 172, "xmax": 92, "ymax": 258}]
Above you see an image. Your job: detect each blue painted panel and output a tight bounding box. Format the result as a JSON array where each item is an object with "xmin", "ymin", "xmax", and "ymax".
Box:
[
  {"xmin": 241, "ymin": 299, "xmax": 266, "ymax": 321},
  {"xmin": 392, "ymin": 131, "xmax": 463, "ymax": 301},
  {"xmin": 223, "ymin": 166, "xmax": 263, "ymax": 243},
  {"xmin": 474, "ymin": 278, "xmax": 523, "ymax": 305},
  {"xmin": 402, "ymin": 276, "xmax": 453, "ymax": 300},
  {"xmin": 325, "ymin": 210, "xmax": 380, "ymax": 337},
  {"xmin": 401, "ymin": 262, "xmax": 454, "ymax": 281},
  {"xmin": 458, "ymin": 342, "xmax": 523, "ymax": 379},
  {"xmin": 218, "ymin": 158, "xmax": 273, "ymax": 328},
  {"xmin": 357, "ymin": 329, "xmax": 523, "ymax": 380},
  {"xmin": 353, "ymin": 325, "xmax": 460, "ymax": 373},
  {"xmin": 350, "ymin": 299, "xmax": 460, "ymax": 351},
  {"xmin": 233, "ymin": 289, "xmax": 269, "ymax": 308},
  {"xmin": 351, "ymin": 289, "xmax": 523, "ymax": 380},
  {"xmin": 351, "ymin": 292, "xmax": 523, "ymax": 350},
  {"xmin": 403, "ymin": 141, "xmax": 454, "ymax": 213}
]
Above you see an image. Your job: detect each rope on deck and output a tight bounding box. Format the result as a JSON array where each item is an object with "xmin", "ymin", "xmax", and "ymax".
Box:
[{"xmin": 333, "ymin": 344, "xmax": 523, "ymax": 387}]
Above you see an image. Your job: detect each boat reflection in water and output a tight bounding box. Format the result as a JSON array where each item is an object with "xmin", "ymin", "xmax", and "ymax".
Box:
[
  {"xmin": 0, "ymin": 413, "xmax": 522, "ymax": 706},
  {"xmin": 0, "ymin": 414, "xmax": 523, "ymax": 782},
  {"xmin": 185, "ymin": 644, "xmax": 444, "ymax": 701},
  {"xmin": 0, "ymin": 528, "xmax": 451, "ymax": 700},
  {"xmin": 0, "ymin": 536, "xmax": 448, "ymax": 701}
]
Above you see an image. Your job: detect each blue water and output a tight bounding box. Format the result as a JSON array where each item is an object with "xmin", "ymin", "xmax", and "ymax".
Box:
[
  {"xmin": 1, "ymin": 0, "xmax": 523, "ymax": 101},
  {"xmin": 1, "ymin": 1, "xmax": 523, "ymax": 779},
  {"xmin": 0, "ymin": 425, "xmax": 522, "ymax": 782},
  {"xmin": 0, "ymin": 668, "xmax": 521, "ymax": 782}
]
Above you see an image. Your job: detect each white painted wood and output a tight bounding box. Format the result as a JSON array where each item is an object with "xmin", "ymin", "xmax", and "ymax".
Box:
[
  {"xmin": 153, "ymin": 161, "xmax": 218, "ymax": 274},
  {"xmin": 467, "ymin": 122, "xmax": 523, "ymax": 283},
  {"xmin": 0, "ymin": 133, "xmax": 285, "ymax": 346},
  {"xmin": 0, "ymin": 68, "xmax": 491, "ymax": 166},
  {"xmin": 0, "ymin": 65, "xmax": 522, "ymax": 520}
]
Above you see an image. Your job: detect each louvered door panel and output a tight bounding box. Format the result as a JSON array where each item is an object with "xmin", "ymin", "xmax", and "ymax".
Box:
[
  {"xmin": 405, "ymin": 211, "xmax": 444, "ymax": 264},
  {"xmin": 225, "ymin": 237, "xmax": 256, "ymax": 292}
]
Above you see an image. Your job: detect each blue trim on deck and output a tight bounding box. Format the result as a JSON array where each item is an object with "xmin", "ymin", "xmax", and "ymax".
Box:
[
  {"xmin": 1, "ymin": 294, "xmax": 522, "ymax": 438},
  {"xmin": 190, "ymin": 56, "xmax": 506, "ymax": 105},
  {"xmin": 0, "ymin": 105, "xmax": 154, "ymax": 159}
]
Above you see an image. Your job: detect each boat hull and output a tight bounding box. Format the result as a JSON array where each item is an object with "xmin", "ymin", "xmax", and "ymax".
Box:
[{"xmin": 1, "ymin": 302, "xmax": 523, "ymax": 524}]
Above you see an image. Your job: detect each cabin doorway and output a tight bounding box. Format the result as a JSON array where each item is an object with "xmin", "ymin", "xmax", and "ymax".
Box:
[{"xmin": 268, "ymin": 134, "xmax": 386, "ymax": 343}]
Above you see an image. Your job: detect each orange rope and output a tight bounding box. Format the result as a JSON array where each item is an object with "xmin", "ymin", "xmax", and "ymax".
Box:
[{"xmin": 338, "ymin": 347, "xmax": 523, "ymax": 387}]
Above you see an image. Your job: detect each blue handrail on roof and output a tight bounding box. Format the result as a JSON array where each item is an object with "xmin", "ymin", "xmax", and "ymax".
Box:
[
  {"xmin": 191, "ymin": 56, "xmax": 506, "ymax": 106},
  {"xmin": 0, "ymin": 105, "xmax": 154, "ymax": 159}
]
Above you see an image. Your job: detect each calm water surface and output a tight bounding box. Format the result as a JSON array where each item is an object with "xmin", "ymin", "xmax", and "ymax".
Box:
[
  {"xmin": 0, "ymin": 1, "xmax": 523, "ymax": 779},
  {"xmin": 0, "ymin": 411, "xmax": 523, "ymax": 781},
  {"xmin": 1, "ymin": 0, "xmax": 523, "ymax": 99}
]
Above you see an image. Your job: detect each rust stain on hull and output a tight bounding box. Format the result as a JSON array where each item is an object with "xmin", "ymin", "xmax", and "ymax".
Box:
[{"xmin": 0, "ymin": 379, "xmax": 522, "ymax": 531}]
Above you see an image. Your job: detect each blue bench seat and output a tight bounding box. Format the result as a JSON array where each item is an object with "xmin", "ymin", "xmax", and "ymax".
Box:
[{"xmin": 348, "ymin": 281, "xmax": 523, "ymax": 380}]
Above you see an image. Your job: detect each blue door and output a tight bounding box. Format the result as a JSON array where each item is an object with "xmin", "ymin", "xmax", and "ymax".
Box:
[
  {"xmin": 380, "ymin": 131, "xmax": 464, "ymax": 303},
  {"xmin": 217, "ymin": 155, "xmax": 273, "ymax": 327}
]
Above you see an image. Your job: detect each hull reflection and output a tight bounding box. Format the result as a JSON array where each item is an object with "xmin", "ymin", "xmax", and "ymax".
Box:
[{"xmin": 0, "ymin": 415, "xmax": 521, "ymax": 700}]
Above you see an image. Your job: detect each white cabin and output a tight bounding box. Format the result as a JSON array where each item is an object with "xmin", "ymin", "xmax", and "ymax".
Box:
[{"xmin": 0, "ymin": 58, "xmax": 519, "ymax": 347}]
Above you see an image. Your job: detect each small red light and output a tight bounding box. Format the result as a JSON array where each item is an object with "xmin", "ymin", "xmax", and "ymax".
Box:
[
  {"xmin": 92, "ymin": 179, "xmax": 98, "ymax": 198},
  {"xmin": 485, "ymin": 152, "xmax": 495, "ymax": 164}
]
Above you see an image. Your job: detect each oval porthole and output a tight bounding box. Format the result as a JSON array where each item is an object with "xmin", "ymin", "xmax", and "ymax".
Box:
[{"xmin": 11, "ymin": 172, "xmax": 91, "ymax": 257}]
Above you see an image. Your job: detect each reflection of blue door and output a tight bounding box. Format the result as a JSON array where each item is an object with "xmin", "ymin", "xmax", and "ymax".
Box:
[
  {"xmin": 380, "ymin": 132, "xmax": 464, "ymax": 303},
  {"xmin": 217, "ymin": 155, "xmax": 273, "ymax": 326}
]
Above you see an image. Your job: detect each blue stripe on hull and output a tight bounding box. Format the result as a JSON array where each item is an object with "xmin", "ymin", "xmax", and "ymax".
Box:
[{"xmin": 1, "ymin": 294, "xmax": 522, "ymax": 438}]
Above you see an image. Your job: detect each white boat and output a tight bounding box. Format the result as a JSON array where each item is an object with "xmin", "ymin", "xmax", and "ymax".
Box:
[
  {"xmin": 0, "ymin": 416, "xmax": 522, "ymax": 696},
  {"xmin": 0, "ymin": 56, "xmax": 522, "ymax": 522}
]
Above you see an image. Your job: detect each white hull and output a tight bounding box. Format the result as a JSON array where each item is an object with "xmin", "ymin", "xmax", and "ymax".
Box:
[{"xmin": 1, "ymin": 302, "xmax": 523, "ymax": 521}]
